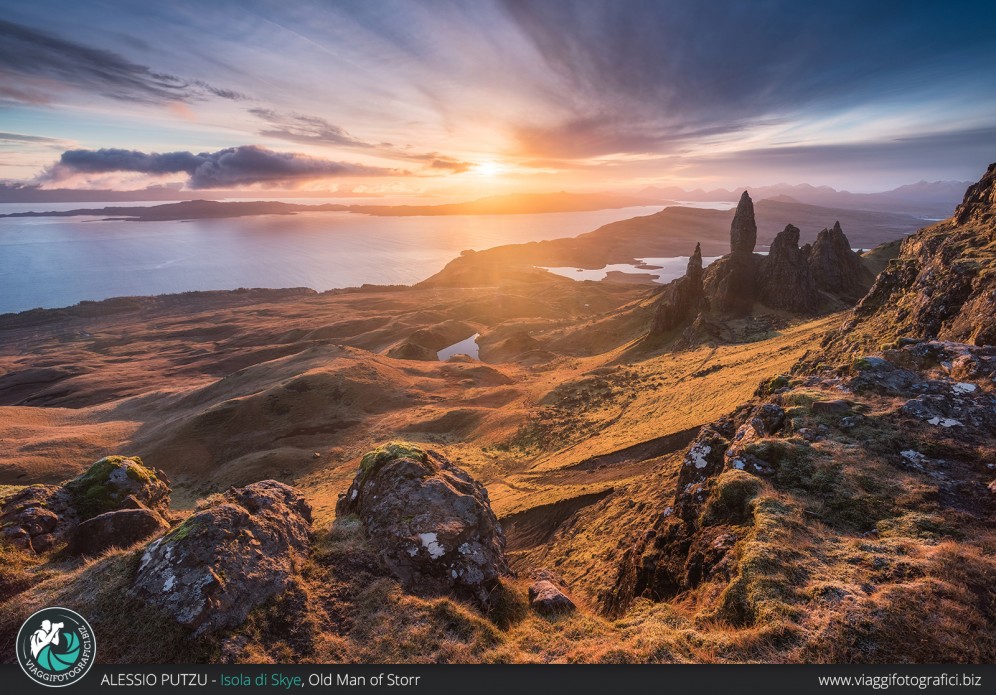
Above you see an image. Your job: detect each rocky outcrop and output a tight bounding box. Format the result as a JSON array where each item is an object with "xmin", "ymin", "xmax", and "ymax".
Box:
[
  {"xmin": 0, "ymin": 485, "xmax": 76, "ymax": 552},
  {"xmin": 67, "ymin": 507, "xmax": 169, "ymax": 557},
  {"xmin": 807, "ymin": 222, "xmax": 874, "ymax": 302},
  {"xmin": 820, "ymin": 164, "xmax": 996, "ymax": 359},
  {"xmin": 704, "ymin": 192, "xmax": 759, "ymax": 316},
  {"xmin": 337, "ymin": 442, "xmax": 509, "ymax": 609},
  {"xmin": 649, "ymin": 244, "xmax": 704, "ymax": 335},
  {"xmin": 0, "ymin": 455, "xmax": 169, "ymax": 553},
  {"xmin": 131, "ymin": 480, "xmax": 312, "ymax": 636},
  {"xmin": 64, "ymin": 455, "xmax": 170, "ymax": 521},
  {"xmin": 757, "ymin": 224, "xmax": 820, "ymax": 313},
  {"xmin": 730, "ymin": 190, "xmax": 757, "ymax": 255},
  {"xmin": 608, "ymin": 324, "xmax": 996, "ymax": 618},
  {"xmin": 953, "ymin": 161, "xmax": 996, "ymax": 226}
]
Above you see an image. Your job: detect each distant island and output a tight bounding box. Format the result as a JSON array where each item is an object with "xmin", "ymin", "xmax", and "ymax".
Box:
[{"xmin": 0, "ymin": 192, "xmax": 656, "ymax": 222}]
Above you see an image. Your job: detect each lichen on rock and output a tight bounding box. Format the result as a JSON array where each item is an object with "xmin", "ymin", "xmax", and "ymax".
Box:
[
  {"xmin": 337, "ymin": 442, "xmax": 509, "ymax": 609},
  {"xmin": 131, "ymin": 480, "xmax": 312, "ymax": 636}
]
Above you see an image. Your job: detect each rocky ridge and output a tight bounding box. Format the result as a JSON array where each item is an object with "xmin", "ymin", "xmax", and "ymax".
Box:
[
  {"xmin": 820, "ymin": 162, "xmax": 996, "ymax": 359},
  {"xmin": 602, "ymin": 166, "xmax": 996, "ymax": 660}
]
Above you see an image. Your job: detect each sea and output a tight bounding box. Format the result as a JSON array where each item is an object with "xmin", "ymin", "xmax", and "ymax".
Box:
[{"xmin": 0, "ymin": 201, "xmax": 734, "ymax": 315}]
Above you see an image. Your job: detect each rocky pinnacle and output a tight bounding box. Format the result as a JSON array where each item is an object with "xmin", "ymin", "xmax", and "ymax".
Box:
[
  {"xmin": 730, "ymin": 190, "xmax": 757, "ymax": 255},
  {"xmin": 687, "ymin": 242, "xmax": 703, "ymax": 284}
]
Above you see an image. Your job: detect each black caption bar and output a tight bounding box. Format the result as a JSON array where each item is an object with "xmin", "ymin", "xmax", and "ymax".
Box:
[{"xmin": 1, "ymin": 664, "xmax": 991, "ymax": 695}]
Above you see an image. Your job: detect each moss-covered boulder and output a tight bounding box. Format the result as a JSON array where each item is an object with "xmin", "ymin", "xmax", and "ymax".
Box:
[
  {"xmin": 131, "ymin": 480, "xmax": 312, "ymax": 636},
  {"xmin": 64, "ymin": 456, "xmax": 170, "ymax": 521},
  {"xmin": 338, "ymin": 442, "xmax": 509, "ymax": 609},
  {"xmin": 0, "ymin": 485, "xmax": 76, "ymax": 552}
]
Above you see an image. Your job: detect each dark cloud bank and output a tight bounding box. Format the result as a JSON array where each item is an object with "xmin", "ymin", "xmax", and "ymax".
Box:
[
  {"xmin": 498, "ymin": 0, "xmax": 996, "ymax": 158},
  {"xmin": 0, "ymin": 19, "xmax": 247, "ymax": 104}
]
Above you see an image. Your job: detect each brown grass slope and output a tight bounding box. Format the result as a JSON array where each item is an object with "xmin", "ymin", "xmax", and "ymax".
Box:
[{"xmin": 1, "ymin": 170, "xmax": 993, "ymax": 663}]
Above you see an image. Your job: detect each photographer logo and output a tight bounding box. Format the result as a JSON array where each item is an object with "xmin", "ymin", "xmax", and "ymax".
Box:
[{"xmin": 16, "ymin": 607, "xmax": 96, "ymax": 687}]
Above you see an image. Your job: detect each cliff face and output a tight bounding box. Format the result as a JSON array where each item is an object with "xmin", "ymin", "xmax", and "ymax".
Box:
[
  {"xmin": 756, "ymin": 224, "xmax": 820, "ymax": 313},
  {"xmin": 821, "ymin": 162, "xmax": 996, "ymax": 359},
  {"xmin": 808, "ymin": 221, "xmax": 875, "ymax": 302}
]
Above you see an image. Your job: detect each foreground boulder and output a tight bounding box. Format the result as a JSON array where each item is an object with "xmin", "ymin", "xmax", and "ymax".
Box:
[
  {"xmin": 67, "ymin": 508, "xmax": 169, "ymax": 557},
  {"xmin": 0, "ymin": 455, "xmax": 169, "ymax": 554},
  {"xmin": 64, "ymin": 455, "xmax": 170, "ymax": 521},
  {"xmin": 0, "ymin": 485, "xmax": 76, "ymax": 552},
  {"xmin": 337, "ymin": 442, "xmax": 509, "ymax": 608},
  {"xmin": 131, "ymin": 480, "xmax": 311, "ymax": 636}
]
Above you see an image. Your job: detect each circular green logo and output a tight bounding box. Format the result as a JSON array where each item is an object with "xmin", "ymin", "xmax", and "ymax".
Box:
[{"xmin": 16, "ymin": 607, "xmax": 96, "ymax": 687}]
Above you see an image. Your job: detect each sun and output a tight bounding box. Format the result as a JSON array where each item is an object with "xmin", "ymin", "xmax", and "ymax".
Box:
[{"xmin": 469, "ymin": 160, "xmax": 505, "ymax": 177}]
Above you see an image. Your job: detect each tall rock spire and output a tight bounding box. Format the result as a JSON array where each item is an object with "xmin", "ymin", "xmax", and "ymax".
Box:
[
  {"xmin": 730, "ymin": 190, "xmax": 757, "ymax": 255},
  {"xmin": 687, "ymin": 242, "xmax": 703, "ymax": 284}
]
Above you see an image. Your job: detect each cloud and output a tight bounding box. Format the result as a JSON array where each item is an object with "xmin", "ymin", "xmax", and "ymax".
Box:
[
  {"xmin": 249, "ymin": 108, "xmax": 373, "ymax": 148},
  {"xmin": 0, "ymin": 19, "xmax": 249, "ymax": 104},
  {"xmin": 426, "ymin": 157, "xmax": 472, "ymax": 174},
  {"xmin": 512, "ymin": 116, "xmax": 751, "ymax": 159},
  {"xmin": 707, "ymin": 126, "xmax": 996, "ymax": 168},
  {"xmin": 249, "ymin": 108, "xmax": 472, "ymax": 172},
  {"xmin": 498, "ymin": 1, "xmax": 996, "ymax": 159},
  {"xmin": 0, "ymin": 132, "xmax": 67, "ymax": 145},
  {"xmin": 41, "ymin": 145, "xmax": 399, "ymax": 189},
  {"xmin": 400, "ymin": 152, "xmax": 472, "ymax": 174},
  {"xmin": 677, "ymin": 126, "xmax": 996, "ymax": 186}
]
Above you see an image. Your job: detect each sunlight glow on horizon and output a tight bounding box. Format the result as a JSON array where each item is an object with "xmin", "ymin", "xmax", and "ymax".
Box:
[
  {"xmin": 468, "ymin": 161, "xmax": 506, "ymax": 178},
  {"xmin": 0, "ymin": 2, "xmax": 994, "ymax": 195}
]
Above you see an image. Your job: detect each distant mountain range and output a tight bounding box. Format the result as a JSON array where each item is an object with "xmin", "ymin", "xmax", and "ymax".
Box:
[{"xmin": 638, "ymin": 180, "xmax": 969, "ymax": 218}]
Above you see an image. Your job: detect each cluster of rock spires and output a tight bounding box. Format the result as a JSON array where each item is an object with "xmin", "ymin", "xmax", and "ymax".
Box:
[{"xmin": 650, "ymin": 190, "xmax": 873, "ymax": 336}]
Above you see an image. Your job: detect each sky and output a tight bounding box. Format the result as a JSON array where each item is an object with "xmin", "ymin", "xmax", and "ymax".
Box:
[{"xmin": 1, "ymin": 0, "xmax": 996, "ymax": 198}]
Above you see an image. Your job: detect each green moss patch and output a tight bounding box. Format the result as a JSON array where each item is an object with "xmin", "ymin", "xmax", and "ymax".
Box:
[
  {"xmin": 359, "ymin": 442, "xmax": 427, "ymax": 472},
  {"xmin": 701, "ymin": 470, "xmax": 763, "ymax": 525},
  {"xmin": 65, "ymin": 455, "xmax": 160, "ymax": 520},
  {"xmin": 164, "ymin": 516, "xmax": 203, "ymax": 543}
]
